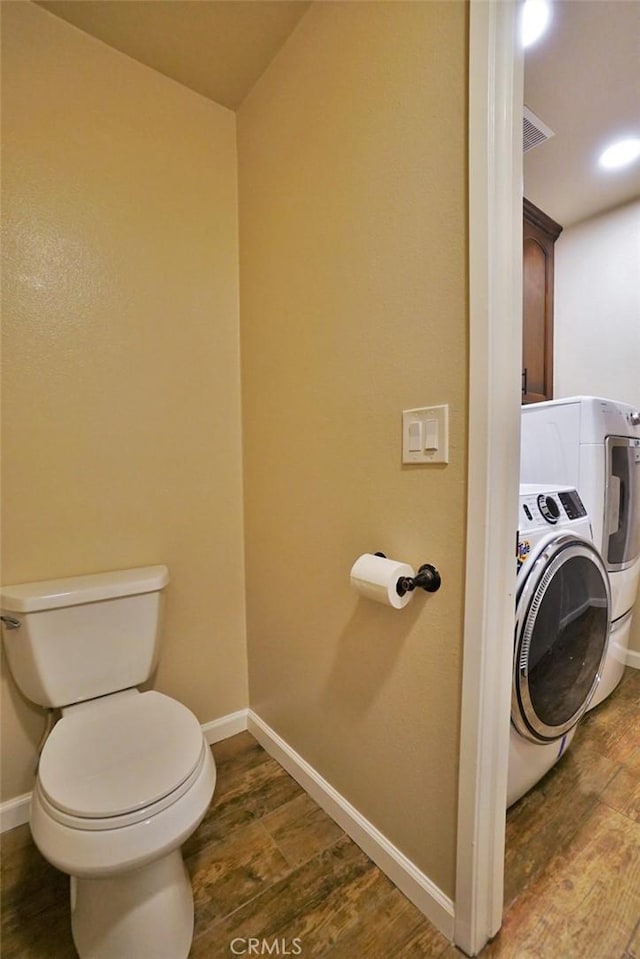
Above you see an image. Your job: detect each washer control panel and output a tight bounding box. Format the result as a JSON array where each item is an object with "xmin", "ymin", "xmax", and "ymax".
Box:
[{"xmin": 519, "ymin": 488, "xmax": 587, "ymax": 530}]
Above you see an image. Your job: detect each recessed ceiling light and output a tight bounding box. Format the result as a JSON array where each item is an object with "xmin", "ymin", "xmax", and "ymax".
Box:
[
  {"xmin": 598, "ymin": 137, "xmax": 640, "ymax": 170},
  {"xmin": 522, "ymin": 0, "xmax": 552, "ymax": 49}
]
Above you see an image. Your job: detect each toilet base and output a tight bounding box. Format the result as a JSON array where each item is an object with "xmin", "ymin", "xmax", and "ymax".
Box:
[{"xmin": 71, "ymin": 849, "xmax": 194, "ymax": 959}]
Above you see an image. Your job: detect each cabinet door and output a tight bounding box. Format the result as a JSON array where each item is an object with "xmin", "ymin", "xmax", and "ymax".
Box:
[{"xmin": 522, "ymin": 200, "xmax": 562, "ymax": 404}]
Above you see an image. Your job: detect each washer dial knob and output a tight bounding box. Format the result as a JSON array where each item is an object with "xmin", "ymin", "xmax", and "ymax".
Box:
[{"xmin": 537, "ymin": 494, "xmax": 560, "ymax": 524}]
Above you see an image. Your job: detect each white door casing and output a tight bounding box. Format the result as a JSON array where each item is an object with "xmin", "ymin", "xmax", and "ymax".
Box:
[{"xmin": 455, "ymin": 1, "xmax": 523, "ymax": 954}]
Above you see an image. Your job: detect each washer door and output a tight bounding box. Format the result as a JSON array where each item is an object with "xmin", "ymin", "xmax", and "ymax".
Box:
[
  {"xmin": 603, "ymin": 436, "xmax": 640, "ymax": 572},
  {"xmin": 513, "ymin": 533, "xmax": 611, "ymax": 743}
]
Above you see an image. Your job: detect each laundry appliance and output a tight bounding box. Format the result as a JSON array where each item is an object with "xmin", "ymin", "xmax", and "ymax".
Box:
[
  {"xmin": 508, "ymin": 484, "xmax": 611, "ymax": 807},
  {"xmin": 521, "ymin": 396, "xmax": 640, "ymax": 708}
]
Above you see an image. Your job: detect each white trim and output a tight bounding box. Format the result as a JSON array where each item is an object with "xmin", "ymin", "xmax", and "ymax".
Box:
[
  {"xmin": 247, "ymin": 709, "xmax": 455, "ymax": 941},
  {"xmin": 4, "ymin": 702, "xmax": 456, "ymax": 938},
  {"xmin": 456, "ymin": 1, "xmax": 523, "ymax": 955},
  {"xmin": 0, "ymin": 792, "xmax": 31, "ymax": 832},
  {"xmin": 625, "ymin": 646, "xmax": 640, "ymax": 669},
  {"xmin": 201, "ymin": 708, "xmax": 248, "ymax": 744}
]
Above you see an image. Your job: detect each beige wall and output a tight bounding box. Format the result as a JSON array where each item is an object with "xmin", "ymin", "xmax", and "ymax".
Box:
[
  {"xmin": 1, "ymin": 2, "xmax": 248, "ymax": 800},
  {"xmin": 2, "ymin": 0, "xmax": 470, "ymax": 900},
  {"xmin": 554, "ymin": 202, "xmax": 640, "ymax": 658},
  {"xmin": 238, "ymin": 1, "xmax": 468, "ymax": 898}
]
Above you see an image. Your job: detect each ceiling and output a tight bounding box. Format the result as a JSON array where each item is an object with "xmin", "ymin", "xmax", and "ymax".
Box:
[
  {"xmin": 524, "ymin": 0, "xmax": 640, "ymax": 228},
  {"xmin": 36, "ymin": 0, "xmax": 312, "ymax": 110},
  {"xmin": 37, "ymin": 0, "xmax": 640, "ymax": 228}
]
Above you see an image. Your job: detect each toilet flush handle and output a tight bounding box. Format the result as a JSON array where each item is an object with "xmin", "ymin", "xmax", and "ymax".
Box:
[{"xmin": 0, "ymin": 615, "xmax": 21, "ymax": 629}]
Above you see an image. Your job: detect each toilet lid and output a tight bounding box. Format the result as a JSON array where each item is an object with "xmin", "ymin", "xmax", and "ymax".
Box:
[{"xmin": 38, "ymin": 691, "xmax": 205, "ymax": 819}]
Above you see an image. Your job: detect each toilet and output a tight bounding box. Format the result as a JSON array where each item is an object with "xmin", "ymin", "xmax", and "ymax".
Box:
[{"xmin": 0, "ymin": 565, "xmax": 216, "ymax": 959}]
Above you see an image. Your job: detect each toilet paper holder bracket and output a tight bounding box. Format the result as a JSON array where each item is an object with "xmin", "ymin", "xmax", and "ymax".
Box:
[{"xmin": 374, "ymin": 553, "xmax": 441, "ymax": 597}]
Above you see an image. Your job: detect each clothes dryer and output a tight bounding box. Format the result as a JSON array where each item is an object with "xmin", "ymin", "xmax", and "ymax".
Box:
[
  {"xmin": 521, "ymin": 396, "xmax": 640, "ymax": 707},
  {"xmin": 508, "ymin": 485, "xmax": 611, "ymax": 806}
]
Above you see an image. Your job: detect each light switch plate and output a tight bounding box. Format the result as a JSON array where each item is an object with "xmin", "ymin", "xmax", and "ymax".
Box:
[{"xmin": 402, "ymin": 405, "xmax": 449, "ymax": 464}]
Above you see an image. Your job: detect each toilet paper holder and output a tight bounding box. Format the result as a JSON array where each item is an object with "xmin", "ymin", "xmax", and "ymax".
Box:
[{"xmin": 374, "ymin": 553, "xmax": 441, "ymax": 597}]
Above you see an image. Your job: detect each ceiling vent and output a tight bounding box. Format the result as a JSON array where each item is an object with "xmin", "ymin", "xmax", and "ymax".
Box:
[{"xmin": 523, "ymin": 106, "xmax": 555, "ymax": 153}]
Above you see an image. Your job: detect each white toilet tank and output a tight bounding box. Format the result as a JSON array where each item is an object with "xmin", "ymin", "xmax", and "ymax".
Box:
[{"xmin": 0, "ymin": 566, "xmax": 169, "ymax": 708}]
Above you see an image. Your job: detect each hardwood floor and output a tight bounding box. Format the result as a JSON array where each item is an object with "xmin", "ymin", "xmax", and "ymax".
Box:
[
  {"xmin": 494, "ymin": 665, "xmax": 640, "ymax": 959},
  {"xmin": 1, "ymin": 668, "xmax": 638, "ymax": 958}
]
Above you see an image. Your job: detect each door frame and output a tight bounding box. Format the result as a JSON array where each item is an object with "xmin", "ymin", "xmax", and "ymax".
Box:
[{"xmin": 454, "ymin": 1, "xmax": 523, "ymax": 954}]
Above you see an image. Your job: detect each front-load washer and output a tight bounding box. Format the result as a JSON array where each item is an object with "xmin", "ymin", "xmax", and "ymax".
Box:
[
  {"xmin": 521, "ymin": 396, "xmax": 640, "ymax": 707},
  {"xmin": 508, "ymin": 484, "xmax": 611, "ymax": 806}
]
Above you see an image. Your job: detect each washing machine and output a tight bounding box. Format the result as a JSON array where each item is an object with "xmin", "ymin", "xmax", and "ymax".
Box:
[
  {"xmin": 521, "ymin": 396, "xmax": 640, "ymax": 708},
  {"xmin": 508, "ymin": 484, "xmax": 611, "ymax": 807}
]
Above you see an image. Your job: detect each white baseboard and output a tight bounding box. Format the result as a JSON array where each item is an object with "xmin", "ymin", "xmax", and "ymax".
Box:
[
  {"xmin": 625, "ymin": 647, "xmax": 640, "ymax": 670},
  {"xmin": 247, "ymin": 709, "xmax": 455, "ymax": 941},
  {"xmin": 1, "ymin": 704, "xmax": 456, "ymax": 944},
  {"xmin": 202, "ymin": 708, "xmax": 249, "ymax": 744},
  {"xmin": 0, "ymin": 792, "xmax": 31, "ymax": 833}
]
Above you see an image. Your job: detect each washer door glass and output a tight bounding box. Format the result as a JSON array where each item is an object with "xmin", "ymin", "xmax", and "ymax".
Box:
[
  {"xmin": 604, "ymin": 437, "xmax": 640, "ymax": 571},
  {"xmin": 513, "ymin": 537, "xmax": 610, "ymax": 742}
]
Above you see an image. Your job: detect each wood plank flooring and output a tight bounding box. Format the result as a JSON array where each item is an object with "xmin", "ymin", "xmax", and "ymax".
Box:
[
  {"xmin": 1, "ymin": 667, "xmax": 638, "ymax": 958},
  {"xmin": 490, "ymin": 665, "xmax": 640, "ymax": 959}
]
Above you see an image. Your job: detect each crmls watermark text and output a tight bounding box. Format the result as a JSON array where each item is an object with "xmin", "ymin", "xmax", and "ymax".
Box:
[{"xmin": 229, "ymin": 938, "xmax": 303, "ymax": 956}]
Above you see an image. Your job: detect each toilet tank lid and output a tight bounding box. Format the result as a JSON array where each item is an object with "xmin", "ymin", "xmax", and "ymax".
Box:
[{"xmin": 0, "ymin": 566, "xmax": 169, "ymax": 613}]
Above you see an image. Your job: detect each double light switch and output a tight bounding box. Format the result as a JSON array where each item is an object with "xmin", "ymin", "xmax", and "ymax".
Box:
[{"xmin": 402, "ymin": 405, "xmax": 449, "ymax": 464}]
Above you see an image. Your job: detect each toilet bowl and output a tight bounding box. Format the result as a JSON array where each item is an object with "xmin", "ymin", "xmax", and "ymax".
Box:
[
  {"xmin": 0, "ymin": 566, "xmax": 216, "ymax": 959},
  {"xmin": 31, "ymin": 691, "xmax": 216, "ymax": 959}
]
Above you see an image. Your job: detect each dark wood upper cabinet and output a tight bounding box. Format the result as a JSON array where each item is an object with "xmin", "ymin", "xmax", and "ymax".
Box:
[{"xmin": 522, "ymin": 198, "xmax": 563, "ymax": 405}]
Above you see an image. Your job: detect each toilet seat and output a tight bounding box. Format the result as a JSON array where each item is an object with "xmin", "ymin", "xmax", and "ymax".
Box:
[{"xmin": 38, "ymin": 691, "xmax": 206, "ymax": 830}]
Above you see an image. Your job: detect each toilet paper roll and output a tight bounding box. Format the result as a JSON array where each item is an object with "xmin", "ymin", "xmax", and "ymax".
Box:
[{"xmin": 350, "ymin": 553, "xmax": 415, "ymax": 609}]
